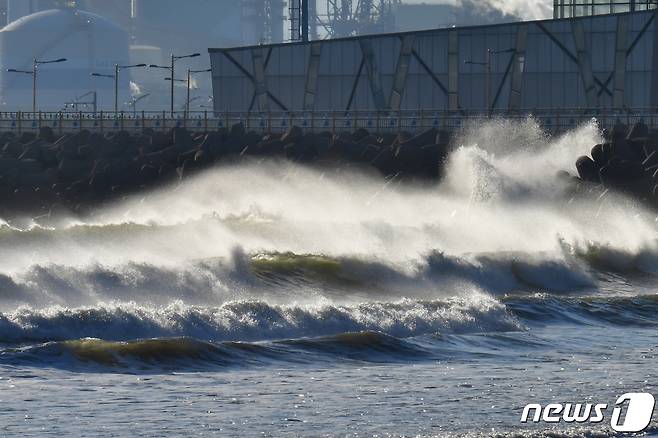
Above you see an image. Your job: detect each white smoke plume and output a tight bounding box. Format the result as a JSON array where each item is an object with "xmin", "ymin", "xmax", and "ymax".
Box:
[
  {"xmin": 129, "ymin": 81, "xmax": 142, "ymax": 96},
  {"xmin": 411, "ymin": 0, "xmax": 553, "ymax": 21},
  {"xmin": 478, "ymin": 0, "xmax": 552, "ymax": 20}
]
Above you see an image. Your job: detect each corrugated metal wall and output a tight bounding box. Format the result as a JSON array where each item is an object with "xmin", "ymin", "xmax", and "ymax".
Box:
[{"xmin": 209, "ymin": 9, "xmax": 657, "ymax": 113}]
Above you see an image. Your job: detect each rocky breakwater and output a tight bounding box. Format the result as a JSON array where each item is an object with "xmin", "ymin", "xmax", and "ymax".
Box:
[
  {"xmin": 574, "ymin": 121, "xmax": 658, "ymax": 209},
  {"xmin": 0, "ymin": 124, "xmax": 450, "ymax": 218}
]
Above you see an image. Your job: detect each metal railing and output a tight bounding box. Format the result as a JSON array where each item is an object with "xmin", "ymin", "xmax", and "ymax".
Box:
[
  {"xmin": 0, "ymin": 108, "xmax": 655, "ymax": 135},
  {"xmin": 223, "ymin": 108, "xmax": 658, "ymax": 135}
]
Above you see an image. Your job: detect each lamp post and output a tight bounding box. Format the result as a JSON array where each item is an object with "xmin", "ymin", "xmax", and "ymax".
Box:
[
  {"xmin": 92, "ymin": 63, "xmax": 146, "ymax": 114},
  {"xmin": 186, "ymin": 68, "xmax": 211, "ymax": 118},
  {"xmin": 464, "ymin": 48, "xmax": 515, "ymax": 117},
  {"xmin": 130, "ymin": 93, "xmax": 150, "ymax": 116},
  {"xmin": 150, "ymin": 52, "xmax": 200, "ymax": 114},
  {"xmin": 198, "ymin": 95, "xmax": 214, "ymax": 110},
  {"xmin": 166, "ymin": 67, "xmax": 211, "ymax": 118},
  {"xmin": 8, "ymin": 57, "xmax": 67, "ymax": 114},
  {"xmin": 186, "ymin": 96, "xmax": 204, "ymax": 110},
  {"xmin": 64, "ymin": 90, "xmax": 97, "ymax": 113},
  {"xmin": 163, "ymin": 76, "xmax": 186, "ymax": 119}
]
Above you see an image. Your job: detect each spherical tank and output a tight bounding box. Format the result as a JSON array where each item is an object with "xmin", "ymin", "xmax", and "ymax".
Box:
[{"xmin": 0, "ymin": 8, "xmax": 130, "ymax": 112}]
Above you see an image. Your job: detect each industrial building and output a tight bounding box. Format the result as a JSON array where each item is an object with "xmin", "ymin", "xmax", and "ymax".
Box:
[
  {"xmin": 1, "ymin": 0, "xmax": 657, "ymax": 116},
  {"xmin": 0, "ymin": 0, "xmax": 546, "ymax": 113},
  {"xmin": 0, "ymin": 0, "xmax": 252, "ymax": 112},
  {"xmin": 553, "ymin": 0, "xmax": 657, "ymax": 18},
  {"xmin": 208, "ymin": 4, "xmax": 658, "ymax": 117}
]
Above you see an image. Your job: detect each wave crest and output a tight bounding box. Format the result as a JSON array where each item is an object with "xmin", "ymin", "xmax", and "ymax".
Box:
[{"xmin": 0, "ymin": 293, "xmax": 520, "ymax": 344}]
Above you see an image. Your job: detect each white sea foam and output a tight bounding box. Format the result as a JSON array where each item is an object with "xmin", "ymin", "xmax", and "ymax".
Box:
[
  {"xmin": 0, "ymin": 292, "xmax": 518, "ymax": 343},
  {"xmin": 0, "ymin": 118, "xmax": 653, "ymax": 325}
]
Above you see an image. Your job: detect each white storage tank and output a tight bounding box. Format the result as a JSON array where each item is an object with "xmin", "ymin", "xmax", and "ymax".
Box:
[{"xmin": 0, "ymin": 7, "xmax": 130, "ymax": 112}]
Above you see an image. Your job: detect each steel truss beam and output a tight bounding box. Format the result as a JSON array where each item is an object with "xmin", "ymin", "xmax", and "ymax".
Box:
[{"xmin": 221, "ymin": 50, "xmax": 288, "ymax": 112}]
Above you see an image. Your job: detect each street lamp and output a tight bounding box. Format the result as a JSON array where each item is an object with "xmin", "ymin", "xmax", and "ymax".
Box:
[
  {"xmin": 129, "ymin": 93, "xmax": 150, "ymax": 116},
  {"xmin": 185, "ymin": 96, "xmax": 204, "ymax": 112},
  {"xmin": 186, "ymin": 68, "xmax": 211, "ymax": 118},
  {"xmin": 198, "ymin": 95, "xmax": 214, "ymax": 110},
  {"xmin": 163, "ymin": 77, "xmax": 185, "ymax": 117},
  {"xmin": 165, "ymin": 67, "xmax": 211, "ymax": 118},
  {"xmin": 8, "ymin": 57, "xmax": 67, "ymax": 114},
  {"xmin": 64, "ymin": 90, "xmax": 97, "ymax": 113},
  {"xmin": 91, "ymin": 63, "xmax": 146, "ymax": 114},
  {"xmin": 150, "ymin": 52, "xmax": 200, "ymax": 113},
  {"xmin": 464, "ymin": 48, "xmax": 514, "ymax": 116}
]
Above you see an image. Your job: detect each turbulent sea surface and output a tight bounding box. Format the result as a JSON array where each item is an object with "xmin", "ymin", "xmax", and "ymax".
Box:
[{"xmin": 0, "ymin": 119, "xmax": 657, "ymax": 436}]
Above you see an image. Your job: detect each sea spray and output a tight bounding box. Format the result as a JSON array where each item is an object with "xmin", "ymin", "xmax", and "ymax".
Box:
[
  {"xmin": 0, "ymin": 118, "xmax": 655, "ymax": 356},
  {"xmin": 0, "ymin": 119, "xmax": 651, "ymax": 273}
]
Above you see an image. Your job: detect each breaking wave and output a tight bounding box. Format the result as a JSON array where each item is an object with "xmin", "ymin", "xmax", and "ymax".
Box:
[
  {"xmin": 2, "ymin": 332, "xmax": 432, "ymax": 370},
  {"xmin": 2, "ymin": 291, "xmax": 658, "ymax": 370},
  {"xmin": 0, "ymin": 293, "xmax": 519, "ymax": 345},
  {"xmin": 0, "ymin": 118, "xmax": 656, "ymax": 371}
]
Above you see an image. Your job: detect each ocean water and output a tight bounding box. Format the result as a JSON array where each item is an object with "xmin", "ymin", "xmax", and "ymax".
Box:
[{"xmin": 0, "ymin": 118, "xmax": 657, "ymax": 437}]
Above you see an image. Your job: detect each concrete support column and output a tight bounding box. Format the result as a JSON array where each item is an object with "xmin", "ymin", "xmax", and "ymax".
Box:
[
  {"xmin": 359, "ymin": 39, "xmax": 387, "ymax": 110},
  {"xmin": 389, "ymin": 35, "xmax": 415, "ymax": 111},
  {"xmin": 303, "ymin": 42, "xmax": 322, "ymax": 111},
  {"xmin": 251, "ymin": 48, "xmax": 270, "ymax": 111}
]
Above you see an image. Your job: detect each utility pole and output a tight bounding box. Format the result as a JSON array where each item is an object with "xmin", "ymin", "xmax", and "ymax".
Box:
[
  {"xmin": 165, "ymin": 67, "xmax": 211, "ymax": 118},
  {"xmin": 115, "ymin": 64, "xmax": 120, "ymax": 114},
  {"xmin": 32, "ymin": 59, "xmax": 37, "ymax": 115},
  {"xmin": 92, "ymin": 64, "xmax": 146, "ymax": 114},
  {"xmin": 64, "ymin": 91, "xmax": 97, "ymax": 113},
  {"xmin": 187, "ymin": 68, "xmax": 211, "ymax": 118},
  {"xmin": 150, "ymin": 52, "xmax": 200, "ymax": 114},
  {"xmin": 130, "ymin": 93, "xmax": 150, "ymax": 116},
  {"xmin": 170, "ymin": 54, "xmax": 175, "ymax": 114},
  {"xmin": 186, "ymin": 68, "xmax": 190, "ymax": 118}
]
